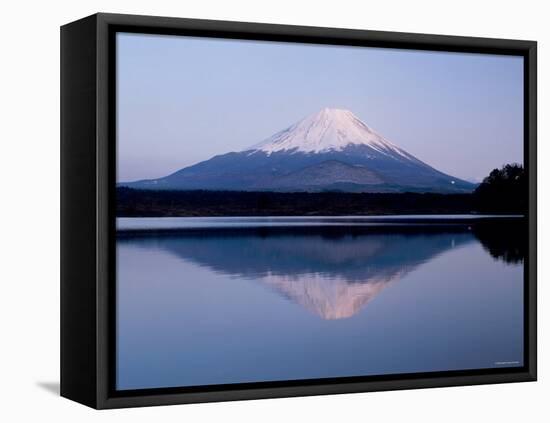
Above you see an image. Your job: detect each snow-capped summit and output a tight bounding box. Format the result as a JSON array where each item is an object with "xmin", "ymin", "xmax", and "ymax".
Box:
[{"xmin": 249, "ymin": 108, "xmax": 410, "ymax": 159}]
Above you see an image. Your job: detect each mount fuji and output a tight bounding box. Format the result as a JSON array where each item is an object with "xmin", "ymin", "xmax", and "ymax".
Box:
[{"xmin": 122, "ymin": 108, "xmax": 475, "ymax": 193}]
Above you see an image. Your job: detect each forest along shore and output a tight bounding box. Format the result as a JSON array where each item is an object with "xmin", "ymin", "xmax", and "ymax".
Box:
[{"xmin": 116, "ymin": 188, "xmax": 525, "ymax": 217}]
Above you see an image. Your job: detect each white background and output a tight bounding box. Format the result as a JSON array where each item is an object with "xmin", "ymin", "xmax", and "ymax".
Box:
[{"xmin": 1, "ymin": 0, "xmax": 547, "ymax": 421}]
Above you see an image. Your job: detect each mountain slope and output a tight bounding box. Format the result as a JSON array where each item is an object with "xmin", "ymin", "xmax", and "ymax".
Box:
[
  {"xmin": 260, "ymin": 160, "xmax": 384, "ymax": 191},
  {"xmin": 122, "ymin": 108, "xmax": 475, "ymax": 193}
]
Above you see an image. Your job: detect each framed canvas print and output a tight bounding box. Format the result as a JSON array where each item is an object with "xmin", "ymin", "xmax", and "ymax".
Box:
[{"xmin": 60, "ymin": 13, "xmax": 537, "ymax": 409}]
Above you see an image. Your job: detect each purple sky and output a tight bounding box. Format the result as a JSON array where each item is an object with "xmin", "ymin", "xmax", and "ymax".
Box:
[{"xmin": 117, "ymin": 33, "xmax": 524, "ymax": 183}]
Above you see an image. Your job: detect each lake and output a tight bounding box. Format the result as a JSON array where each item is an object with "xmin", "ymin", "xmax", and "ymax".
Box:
[{"xmin": 116, "ymin": 216, "xmax": 525, "ymax": 390}]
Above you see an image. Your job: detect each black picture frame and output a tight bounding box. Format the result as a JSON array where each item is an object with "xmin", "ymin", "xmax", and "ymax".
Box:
[{"xmin": 61, "ymin": 12, "xmax": 537, "ymax": 409}]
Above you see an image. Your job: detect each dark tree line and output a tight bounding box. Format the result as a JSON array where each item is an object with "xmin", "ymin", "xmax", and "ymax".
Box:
[
  {"xmin": 116, "ymin": 188, "xmax": 475, "ymax": 217},
  {"xmin": 473, "ymin": 163, "xmax": 527, "ymax": 214}
]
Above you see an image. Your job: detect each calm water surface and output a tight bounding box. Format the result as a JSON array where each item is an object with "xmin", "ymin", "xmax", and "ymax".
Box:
[{"xmin": 116, "ymin": 216, "xmax": 524, "ymax": 390}]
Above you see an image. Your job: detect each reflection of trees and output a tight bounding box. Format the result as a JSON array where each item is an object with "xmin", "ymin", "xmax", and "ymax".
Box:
[{"xmin": 471, "ymin": 219, "xmax": 526, "ymax": 264}]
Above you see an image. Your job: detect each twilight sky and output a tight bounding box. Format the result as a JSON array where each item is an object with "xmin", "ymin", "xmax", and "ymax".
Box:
[{"xmin": 117, "ymin": 32, "xmax": 524, "ymax": 183}]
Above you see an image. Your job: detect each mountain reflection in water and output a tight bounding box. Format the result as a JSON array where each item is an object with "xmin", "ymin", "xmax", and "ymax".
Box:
[
  {"xmin": 116, "ymin": 220, "xmax": 525, "ymax": 389},
  {"xmin": 118, "ymin": 223, "xmax": 522, "ymax": 320}
]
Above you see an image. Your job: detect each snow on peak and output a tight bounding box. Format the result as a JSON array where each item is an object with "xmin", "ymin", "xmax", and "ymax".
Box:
[{"xmin": 248, "ymin": 108, "xmax": 409, "ymax": 158}]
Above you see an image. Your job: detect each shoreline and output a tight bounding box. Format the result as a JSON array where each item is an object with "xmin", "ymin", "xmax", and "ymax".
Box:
[{"xmin": 116, "ymin": 215, "xmax": 525, "ymax": 234}]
